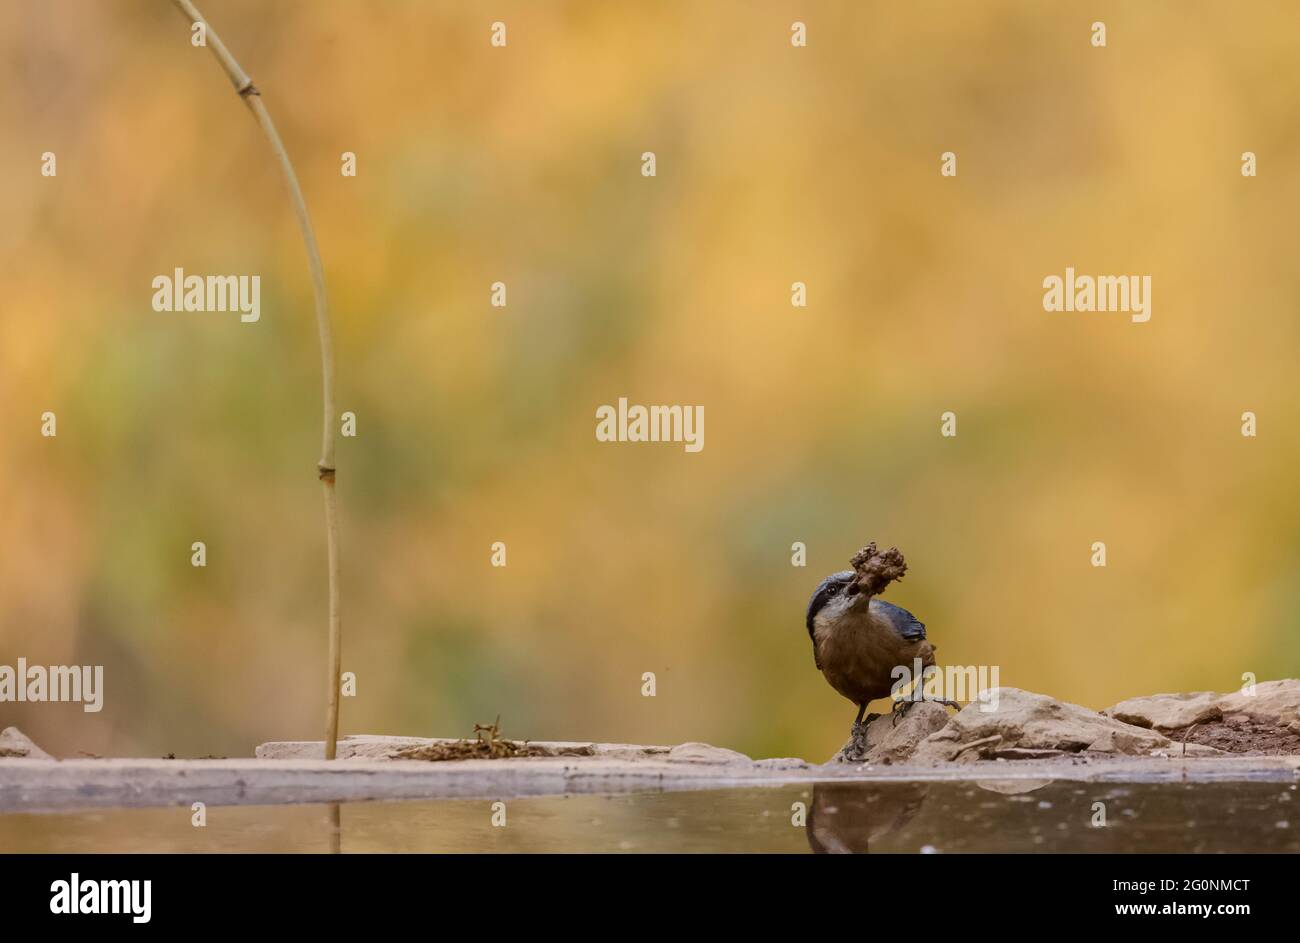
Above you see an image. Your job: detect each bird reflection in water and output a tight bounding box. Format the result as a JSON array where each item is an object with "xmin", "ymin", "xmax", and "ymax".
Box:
[{"xmin": 806, "ymin": 782, "xmax": 931, "ymax": 853}]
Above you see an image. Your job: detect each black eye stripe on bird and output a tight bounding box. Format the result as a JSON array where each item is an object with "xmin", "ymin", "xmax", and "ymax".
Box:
[
  {"xmin": 804, "ymin": 570, "xmax": 854, "ymax": 636},
  {"xmin": 807, "ymin": 545, "xmax": 959, "ymax": 762}
]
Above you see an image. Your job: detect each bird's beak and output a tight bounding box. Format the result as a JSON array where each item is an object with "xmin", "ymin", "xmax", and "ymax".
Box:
[{"xmin": 845, "ymin": 584, "xmax": 870, "ymax": 607}]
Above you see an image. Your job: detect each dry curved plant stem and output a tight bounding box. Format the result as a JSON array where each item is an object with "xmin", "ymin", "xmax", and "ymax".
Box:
[{"xmin": 169, "ymin": 0, "xmax": 342, "ymax": 758}]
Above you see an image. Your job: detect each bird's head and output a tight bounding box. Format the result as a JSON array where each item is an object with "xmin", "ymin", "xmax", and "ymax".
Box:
[{"xmin": 805, "ymin": 569, "xmax": 866, "ymax": 635}]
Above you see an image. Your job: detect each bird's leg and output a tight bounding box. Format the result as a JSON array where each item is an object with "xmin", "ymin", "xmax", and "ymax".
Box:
[
  {"xmin": 854, "ymin": 709, "xmax": 884, "ymax": 736},
  {"xmin": 842, "ymin": 704, "xmax": 871, "ymax": 761}
]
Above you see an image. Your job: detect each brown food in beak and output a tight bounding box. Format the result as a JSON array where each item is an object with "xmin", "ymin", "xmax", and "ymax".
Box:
[{"xmin": 846, "ymin": 541, "xmax": 907, "ymax": 597}]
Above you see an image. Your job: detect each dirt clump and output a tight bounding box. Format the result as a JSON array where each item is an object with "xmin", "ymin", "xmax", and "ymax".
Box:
[
  {"xmin": 392, "ymin": 719, "xmax": 593, "ymax": 762},
  {"xmin": 1166, "ymin": 717, "xmax": 1300, "ymax": 756},
  {"xmin": 846, "ymin": 542, "xmax": 908, "ymax": 597}
]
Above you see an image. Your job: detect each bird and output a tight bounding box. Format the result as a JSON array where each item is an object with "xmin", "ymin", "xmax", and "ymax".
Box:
[{"xmin": 806, "ymin": 543, "xmax": 957, "ymax": 760}]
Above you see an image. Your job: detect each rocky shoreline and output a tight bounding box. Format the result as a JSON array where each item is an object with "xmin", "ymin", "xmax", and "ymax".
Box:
[
  {"xmin": 2, "ymin": 682, "xmax": 1297, "ymax": 812},
  {"xmin": 842, "ymin": 681, "xmax": 1300, "ymax": 766}
]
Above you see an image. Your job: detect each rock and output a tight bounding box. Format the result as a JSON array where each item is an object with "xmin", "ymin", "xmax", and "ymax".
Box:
[
  {"xmin": 1089, "ymin": 727, "xmax": 1179, "ymax": 755},
  {"xmin": 257, "ymin": 735, "xmax": 441, "ymax": 760},
  {"xmin": 865, "ymin": 702, "xmax": 952, "ymax": 764},
  {"xmin": 255, "ymin": 735, "xmax": 686, "ymax": 761},
  {"xmin": 991, "ymin": 747, "xmax": 1071, "ymax": 759},
  {"xmin": 828, "ymin": 702, "xmax": 953, "ymax": 765},
  {"xmin": 753, "ymin": 757, "xmax": 811, "ymax": 770},
  {"xmin": 666, "ymin": 742, "xmax": 752, "ymax": 764},
  {"xmin": 1103, "ymin": 691, "xmax": 1222, "ymax": 733},
  {"xmin": 910, "ymin": 688, "xmax": 1221, "ymax": 763},
  {"xmin": 1102, "ymin": 680, "xmax": 1300, "ymax": 752},
  {"xmin": 0, "ymin": 727, "xmax": 53, "ymax": 760},
  {"xmin": 1219, "ymin": 680, "xmax": 1300, "ymax": 735}
]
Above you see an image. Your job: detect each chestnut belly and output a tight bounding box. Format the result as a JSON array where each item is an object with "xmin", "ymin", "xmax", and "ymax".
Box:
[{"xmin": 817, "ymin": 621, "xmax": 935, "ymax": 706}]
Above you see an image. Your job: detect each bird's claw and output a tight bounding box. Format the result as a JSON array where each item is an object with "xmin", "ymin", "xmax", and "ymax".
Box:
[
  {"xmin": 841, "ymin": 720, "xmax": 870, "ymax": 762},
  {"xmin": 893, "ymin": 696, "xmax": 963, "ymax": 725}
]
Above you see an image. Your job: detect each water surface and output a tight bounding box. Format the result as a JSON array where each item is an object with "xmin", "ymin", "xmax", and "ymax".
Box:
[{"xmin": 1, "ymin": 781, "xmax": 1295, "ymax": 852}]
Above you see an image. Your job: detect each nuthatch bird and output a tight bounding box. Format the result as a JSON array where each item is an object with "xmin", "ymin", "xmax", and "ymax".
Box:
[{"xmin": 806, "ymin": 543, "xmax": 956, "ymax": 759}]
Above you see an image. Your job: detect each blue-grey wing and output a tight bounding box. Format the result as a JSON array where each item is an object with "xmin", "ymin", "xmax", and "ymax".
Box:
[{"xmin": 871, "ymin": 599, "xmax": 927, "ymax": 642}]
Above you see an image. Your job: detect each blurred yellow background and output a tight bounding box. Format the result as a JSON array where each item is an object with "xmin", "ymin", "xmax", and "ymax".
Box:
[{"xmin": 2, "ymin": 1, "xmax": 1299, "ymax": 762}]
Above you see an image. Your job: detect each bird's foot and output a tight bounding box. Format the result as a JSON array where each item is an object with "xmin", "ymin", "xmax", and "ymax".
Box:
[
  {"xmin": 893, "ymin": 696, "xmax": 961, "ymax": 725},
  {"xmin": 840, "ymin": 721, "xmax": 870, "ymax": 762}
]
